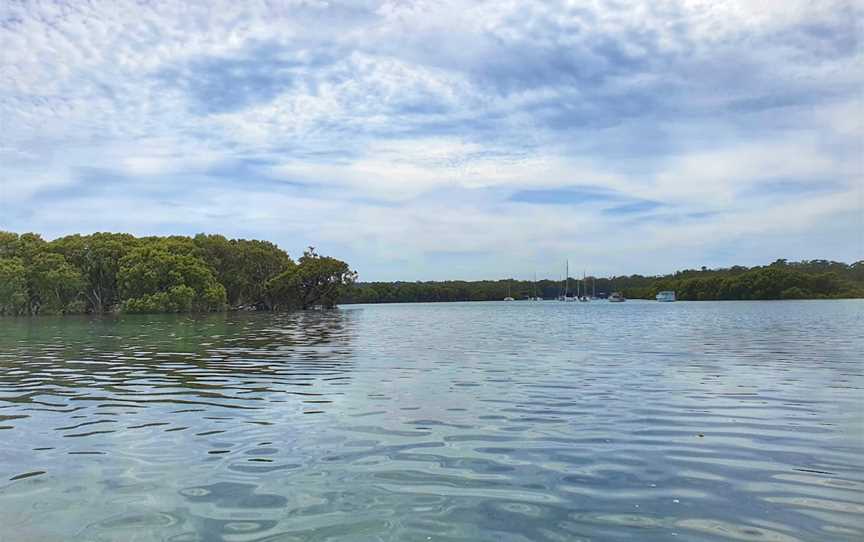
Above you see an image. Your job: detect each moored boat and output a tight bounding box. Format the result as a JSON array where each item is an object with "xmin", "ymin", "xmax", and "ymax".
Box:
[
  {"xmin": 608, "ymin": 292, "xmax": 626, "ymax": 302},
  {"xmin": 656, "ymin": 291, "xmax": 676, "ymax": 302}
]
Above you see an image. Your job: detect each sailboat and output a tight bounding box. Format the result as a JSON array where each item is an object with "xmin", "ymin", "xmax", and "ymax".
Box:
[
  {"xmin": 558, "ymin": 263, "xmax": 566, "ymax": 300},
  {"xmin": 560, "ymin": 261, "xmax": 576, "ymax": 301},
  {"xmin": 579, "ymin": 270, "xmax": 590, "ymax": 301},
  {"xmin": 608, "ymin": 276, "xmax": 625, "ymax": 302},
  {"xmin": 531, "ymin": 273, "xmax": 542, "ymax": 301},
  {"xmin": 504, "ymin": 280, "xmax": 515, "ymax": 301}
]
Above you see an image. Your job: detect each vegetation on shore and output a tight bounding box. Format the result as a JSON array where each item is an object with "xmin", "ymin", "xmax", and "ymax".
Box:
[
  {"xmin": 343, "ymin": 259, "xmax": 864, "ymax": 304},
  {"xmin": 0, "ymin": 231, "xmax": 356, "ymax": 315},
  {"xmin": 2, "ymin": 230, "xmax": 859, "ymax": 315}
]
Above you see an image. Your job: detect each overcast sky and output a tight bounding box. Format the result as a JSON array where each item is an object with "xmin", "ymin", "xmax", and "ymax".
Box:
[{"xmin": 1, "ymin": 0, "xmax": 861, "ymax": 280}]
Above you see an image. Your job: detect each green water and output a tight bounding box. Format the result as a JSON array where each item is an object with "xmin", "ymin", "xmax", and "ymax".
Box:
[{"xmin": 0, "ymin": 300, "xmax": 862, "ymax": 541}]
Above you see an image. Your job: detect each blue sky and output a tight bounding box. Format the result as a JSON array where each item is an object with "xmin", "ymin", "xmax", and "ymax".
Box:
[{"xmin": 1, "ymin": 0, "xmax": 861, "ymax": 281}]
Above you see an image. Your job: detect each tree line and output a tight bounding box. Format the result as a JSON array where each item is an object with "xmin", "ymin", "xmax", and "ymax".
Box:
[
  {"xmin": 343, "ymin": 259, "xmax": 864, "ymax": 304},
  {"xmin": 0, "ymin": 231, "xmax": 356, "ymax": 315},
  {"xmin": 3, "ymin": 232, "xmax": 858, "ymax": 315}
]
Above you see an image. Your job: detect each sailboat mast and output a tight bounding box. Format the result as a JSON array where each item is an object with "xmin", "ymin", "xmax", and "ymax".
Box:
[{"xmin": 565, "ymin": 260, "xmax": 569, "ymax": 297}]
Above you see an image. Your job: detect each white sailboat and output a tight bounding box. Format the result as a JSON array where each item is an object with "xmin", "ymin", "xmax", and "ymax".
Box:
[
  {"xmin": 531, "ymin": 273, "xmax": 542, "ymax": 301},
  {"xmin": 607, "ymin": 276, "xmax": 625, "ymax": 302},
  {"xmin": 579, "ymin": 270, "xmax": 590, "ymax": 301},
  {"xmin": 558, "ymin": 262, "xmax": 566, "ymax": 300},
  {"xmin": 561, "ymin": 261, "xmax": 576, "ymax": 301}
]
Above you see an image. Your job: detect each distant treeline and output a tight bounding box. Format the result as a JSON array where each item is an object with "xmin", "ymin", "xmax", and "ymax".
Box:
[
  {"xmin": 344, "ymin": 259, "xmax": 864, "ymax": 304},
  {"xmin": 0, "ymin": 231, "xmax": 356, "ymax": 315}
]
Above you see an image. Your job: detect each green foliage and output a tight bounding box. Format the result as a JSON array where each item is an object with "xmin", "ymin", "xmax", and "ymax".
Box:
[
  {"xmin": 0, "ymin": 232, "xmax": 88, "ymax": 314},
  {"xmin": 266, "ymin": 247, "xmax": 356, "ymax": 309},
  {"xmin": 0, "ymin": 258, "xmax": 29, "ymax": 315},
  {"xmin": 138, "ymin": 235, "xmax": 198, "ymax": 255},
  {"xmin": 264, "ymin": 262, "xmax": 300, "ymax": 311},
  {"xmin": 193, "ymin": 234, "xmax": 293, "ymax": 306},
  {"xmin": 780, "ymin": 287, "xmax": 808, "ymax": 299},
  {"xmin": 26, "ymin": 252, "xmax": 85, "ymax": 314},
  {"xmin": 118, "ymin": 245, "xmax": 227, "ymax": 313},
  {"xmin": 1, "ymin": 230, "xmax": 352, "ymax": 315},
  {"xmin": 50, "ymin": 232, "xmax": 138, "ymax": 313},
  {"xmin": 622, "ymin": 264, "xmax": 863, "ymax": 301},
  {"xmin": 0, "ymin": 231, "xmax": 20, "ymax": 258},
  {"xmin": 7, "ymin": 232, "xmax": 48, "ymax": 264}
]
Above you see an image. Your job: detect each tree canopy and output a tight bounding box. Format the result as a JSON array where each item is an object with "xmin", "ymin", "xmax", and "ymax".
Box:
[
  {"xmin": 118, "ymin": 245, "xmax": 227, "ymax": 313},
  {"xmin": 265, "ymin": 247, "xmax": 358, "ymax": 310},
  {"xmin": 0, "ymin": 231, "xmax": 355, "ymax": 315}
]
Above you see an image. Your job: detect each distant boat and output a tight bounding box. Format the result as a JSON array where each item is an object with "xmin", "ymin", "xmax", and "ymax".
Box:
[
  {"xmin": 504, "ymin": 280, "xmax": 515, "ymax": 301},
  {"xmin": 531, "ymin": 273, "xmax": 542, "ymax": 301},
  {"xmin": 656, "ymin": 291, "xmax": 676, "ymax": 302},
  {"xmin": 579, "ymin": 270, "xmax": 590, "ymax": 301},
  {"xmin": 609, "ymin": 292, "xmax": 626, "ymax": 302},
  {"xmin": 560, "ymin": 260, "xmax": 577, "ymax": 301}
]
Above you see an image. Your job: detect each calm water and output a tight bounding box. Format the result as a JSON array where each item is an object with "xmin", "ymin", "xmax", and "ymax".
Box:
[{"xmin": 1, "ymin": 300, "xmax": 862, "ymax": 541}]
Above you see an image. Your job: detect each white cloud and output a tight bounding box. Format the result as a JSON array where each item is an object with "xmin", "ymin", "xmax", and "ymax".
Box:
[
  {"xmin": 1, "ymin": 0, "xmax": 861, "ymax": 278},
  {"xmin": 651, "ymin": 138, "xmax": 847, "ymax": 205}
]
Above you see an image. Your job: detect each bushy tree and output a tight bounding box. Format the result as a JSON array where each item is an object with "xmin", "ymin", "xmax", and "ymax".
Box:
[
  {"xmin": 0, "ymin": 258, "xmax": 28, "ymax": 315},
  {"xmin": 193, "ymin": 234, "xmax": 293, "ymax": 307},
  {"xmin": 0, "ymin": 231, "xmax": 20, "ymax": 258},
  {"xmin": 27, "ymin": 252, "xmax": 85, "ymax": 314},
  {"xmin": 118, "ymin": 245, "xmax": 226, "ymax": 313},
  {"xmin": 10, "ymin": 232, "xmax": 48, "ymax": 264},
  {"xmin": 50, "ymin": 232, "xmax": 138, "ymax": 313},
  {"xmin": 266, "ymin": 247, "xmax": 356, "ymax": 309}
]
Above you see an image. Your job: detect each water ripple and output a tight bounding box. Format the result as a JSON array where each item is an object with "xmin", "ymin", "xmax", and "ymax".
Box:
[{"xmin": 0, "ymin": 301, "xmax": 862, "ymax": 540}]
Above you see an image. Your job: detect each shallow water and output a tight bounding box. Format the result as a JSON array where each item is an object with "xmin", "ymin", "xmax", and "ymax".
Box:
[{"xmin": 0, "ymin": 300, "xmax": 862, "ymax": 541}]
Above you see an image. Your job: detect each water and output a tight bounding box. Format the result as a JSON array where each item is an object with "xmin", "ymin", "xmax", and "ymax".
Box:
[{"xmin": 0, "ymin": 300, "xmax": 862, "ymax": 541}]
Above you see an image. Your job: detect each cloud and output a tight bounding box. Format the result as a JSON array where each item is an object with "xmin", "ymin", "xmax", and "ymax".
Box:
[{"xmin": 1, "ymin": 0, "xmax": 861, "ymax": 279}]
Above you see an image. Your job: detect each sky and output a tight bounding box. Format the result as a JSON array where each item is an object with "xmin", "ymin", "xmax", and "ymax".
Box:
[{"xmin": 1, "ymin": 0, "xmax": 862, "ymax": 281}]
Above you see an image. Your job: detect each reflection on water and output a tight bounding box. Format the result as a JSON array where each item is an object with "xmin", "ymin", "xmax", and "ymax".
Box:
[{"xmin": 0, "ymin": 301, "xmax": 862, "ymax": 541}]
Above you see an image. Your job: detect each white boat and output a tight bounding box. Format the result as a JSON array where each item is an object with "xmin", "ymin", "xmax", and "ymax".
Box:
[
  {"xmin": 560, "ymin": 260, "xmax": 576, "ymax": 301},
  {"xmin": 609, "ymin": 292, "xmax": 626, "ymax": 302},
  {"xmin": 531, "ymin": 273, "xmax": 542, "ymax": 300},
  {"xmin": 504, "ymin": 281, "xmax": 515, "ymax": 301},
  {"xmin": 656, "ymin": 291, "xmax": 676, "ymax": 302},
  {"xmin": 578, "ymin": 271, "xmax": 590, "ymax": 301}
]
